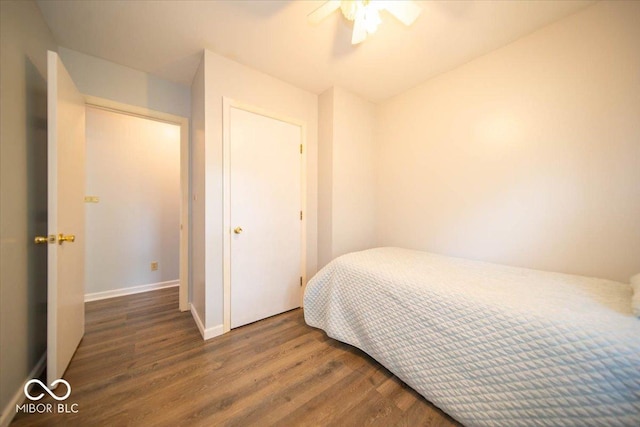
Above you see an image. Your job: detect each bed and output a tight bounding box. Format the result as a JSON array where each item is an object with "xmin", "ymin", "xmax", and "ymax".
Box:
[{"xmin": 303, "ymin": 247, "xmax": 640, "ymax": 427}]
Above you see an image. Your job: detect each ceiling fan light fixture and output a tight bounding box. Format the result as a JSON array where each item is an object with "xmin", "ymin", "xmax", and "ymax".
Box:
[
  {"xmin": 309, "ymin": 0, "xmax": 422, "ymax": 45},
  {"xmin": 340, "ymin": 0, "xmax": 358, "ymax": 21},
  {"xmin": 342, "ymin": 1, "xmax": 381, "ymax": 34},
  {"xmin": 361, "ymin": 4, "xmax": 382, "ymax": 35}
]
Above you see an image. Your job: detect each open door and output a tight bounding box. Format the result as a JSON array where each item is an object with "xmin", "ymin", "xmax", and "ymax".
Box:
[{"xmin": 45, "ymin": 50, "xmax": 86, "ymax": 384}]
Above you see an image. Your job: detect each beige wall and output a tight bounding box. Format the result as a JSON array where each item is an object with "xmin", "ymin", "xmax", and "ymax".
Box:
[
  {"xmin": 332, "ymin": 88, "xmax": 377, "ymax": 259},
  {"xmin": 376, "ymin": 1, "xmax": 640, "ymax": 282},
  {"xmin": 318, "ymin": 87, "xmax": 377, "ymax": 268},
  {"xmin": 85, "ymin": 108, "xmax": 181, "ymax": 295},
  {"xmin": 0, "ymin": 0, "xmax": 57, "ymax": 421},
  {"xmin": 317, "ymin": 89, "xmax": 334, "ymax": 268},
  {"xmin": 199, "ymin": 50, "xmax": 318, "ymax": 330}
]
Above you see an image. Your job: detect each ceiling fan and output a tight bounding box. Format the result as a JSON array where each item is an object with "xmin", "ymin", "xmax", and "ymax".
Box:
[{"xmin": 308, "ymin": 0, "xmax": 423, "ymax": 45}]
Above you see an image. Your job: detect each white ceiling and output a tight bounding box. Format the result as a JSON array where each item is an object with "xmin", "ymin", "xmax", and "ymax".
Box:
[{"xmin": 36, "ymin": 0, "xmax": 594, "ymax": 102}]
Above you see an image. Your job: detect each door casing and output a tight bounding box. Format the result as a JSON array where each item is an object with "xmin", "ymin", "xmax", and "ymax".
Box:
[{"xmin": 222, "ymin": 97, "xmax": 307, "ymax": 333}]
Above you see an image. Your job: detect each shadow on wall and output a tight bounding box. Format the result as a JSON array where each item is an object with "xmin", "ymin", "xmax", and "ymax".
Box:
[
  {"xmin": 25, "ymin": 56, "xmax": 48, "ymax": 368},
  {"xmin": 148, "ymin": 51, "xmax": 202, "ymax": 91},
  {"xmin": 145, "ymin": 68, "xmax": 196, "ymax": 115},
  {"xmin": 57, "ymin": 47, "xmax": 191, "ymax": 119}
]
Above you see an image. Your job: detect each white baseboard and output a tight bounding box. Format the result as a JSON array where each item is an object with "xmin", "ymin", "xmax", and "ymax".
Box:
[
  {"xmin": 85, "ymin": 280, "xmax": 179, "ymax": 302},
  {"xmin": 0, "ymin": 352, "xmax": 46, "ymax": 427},
  {"xmin": 190, "ymin": 303, "xmax": 224, "ymax": 340}
]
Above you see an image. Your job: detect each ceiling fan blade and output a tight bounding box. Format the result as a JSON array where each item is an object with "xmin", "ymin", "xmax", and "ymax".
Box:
[
  {"xmin": 308, "ymin": 0, "xmax": 341, "ymax": 25},
  {"xmin": 351, "ymin": 15, "xmax": 368, "ymax": 44},
  {"xmin": 379, "ymin": 0, "xmax": 422, "ymax": 26}
]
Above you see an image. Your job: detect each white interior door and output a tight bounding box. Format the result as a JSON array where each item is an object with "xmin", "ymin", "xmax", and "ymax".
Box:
[
  {"xmin": 47, "ymin": 51, "xmax": 86, "ymax": 384},
  {"xmin": 230, "ymin": 108, "xmax": 302, "ymax": 328}
]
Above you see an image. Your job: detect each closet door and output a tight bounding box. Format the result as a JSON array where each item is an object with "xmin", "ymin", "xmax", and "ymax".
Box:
[{"xmin": 229, "ymin": 107, "xmax": 302, "ymax": 328}]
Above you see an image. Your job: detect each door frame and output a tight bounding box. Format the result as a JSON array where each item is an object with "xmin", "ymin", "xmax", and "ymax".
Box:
[
  {"xmin": 222, "ymin": 97, "xmax": 307, "ymax": 333},
  {"xmin": 84, "ymin": 95, "xmax": 191, "ymax": 312}
]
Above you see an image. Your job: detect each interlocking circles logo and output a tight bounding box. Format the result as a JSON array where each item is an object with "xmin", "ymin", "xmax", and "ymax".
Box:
[
  {"xmin": 17, "ymin": 379, "xmax": 79, "ymax": 414},
  {"xmin": 25, "ymin": 379, "xmax": 71, "ymax": 401}
]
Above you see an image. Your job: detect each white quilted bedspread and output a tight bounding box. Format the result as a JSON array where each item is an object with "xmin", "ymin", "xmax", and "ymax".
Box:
[{"xmin": 303, "ymin": 247, "xmax": 640, "ymax": 427}]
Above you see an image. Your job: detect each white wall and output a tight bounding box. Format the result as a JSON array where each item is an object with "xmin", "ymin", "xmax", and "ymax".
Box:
[
  {"xmin": 198, "ymin": 49, "xmax": 318, "ymax": 330},
  {"xmin": 318, "ymin": 87, "xmax": 377, "ymax": 268},
  {"xmin": 376, "ymin": 1, "xmax": 640, "ymax": 282},
  {"xmin": 190, "ymin": 57, "xmax": 206, "ymax": 320},
  {"xmin": 85, "ymin": 107, "xmax": 181, "ymax": 295},
  {"xmin": 0, "ymin": 0, "xmax": 56, "ymax": 421},
  {"xmin": 58, "ymin": 47, "xmax": 190, "ymax": 118}
]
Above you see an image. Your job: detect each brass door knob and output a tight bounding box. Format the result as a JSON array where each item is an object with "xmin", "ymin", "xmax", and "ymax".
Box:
[
  {"xmin": 58, "ymin": 233, "xmax": 76, "ymax": 245},
  {"xmin": 233, "ymin": 227, "xmax": 243, "ymax": 234},
  {"xmin": 34, "ymin": 236, "xmax": 50, "ymax": 244}
]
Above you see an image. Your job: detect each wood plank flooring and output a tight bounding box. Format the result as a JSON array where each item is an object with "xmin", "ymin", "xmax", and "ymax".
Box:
[{"xmin": 11, "ymin": 287, "xmax": 461, "ymax": 426}]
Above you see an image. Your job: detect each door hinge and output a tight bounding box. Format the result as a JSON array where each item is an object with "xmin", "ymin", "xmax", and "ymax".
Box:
[
  {"xmin": 300, "ymin": 276, "xmax": 303, "ymax": 287},
  {"xmin": 300, "ymin": 210, "xmax": 303, "ymax": 220},
  {"xmin": 300, "ymin": 144, "xmax": 303, "ymax": 154}
]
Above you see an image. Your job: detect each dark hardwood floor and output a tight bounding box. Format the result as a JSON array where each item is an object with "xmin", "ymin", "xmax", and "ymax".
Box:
[{"xmin": 12, "ymin": 287, "xmax": 461, "ymax": 426}]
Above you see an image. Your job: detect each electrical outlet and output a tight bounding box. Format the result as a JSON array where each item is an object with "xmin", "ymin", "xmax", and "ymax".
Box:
[{"xmin": 151, "ymin": 262, "xmax": 159, "ymax": 271}]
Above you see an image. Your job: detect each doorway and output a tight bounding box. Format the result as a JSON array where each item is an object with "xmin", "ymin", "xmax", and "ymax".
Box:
[
  {"xmin": 223, "ymin": 99, "xmax": 306, "ymax": 331},
  {"xmin": 83, "ymin": 96, "xmax": 190, "ymax": 311},
  {"xmin": 44, "ymin": 52, "xmax": 190, "ymax": 387}
]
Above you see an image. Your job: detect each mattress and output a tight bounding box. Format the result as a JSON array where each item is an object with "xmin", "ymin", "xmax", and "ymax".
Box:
[{"xmin": 303, "ymin": 247, "xmax": 640, "ymax": 427}]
